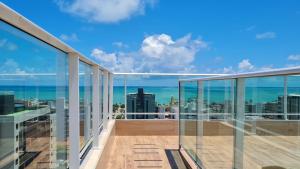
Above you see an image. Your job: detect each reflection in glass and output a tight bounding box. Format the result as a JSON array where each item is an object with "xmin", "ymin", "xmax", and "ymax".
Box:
[
  {"xmin": 99, "ymin": 71, "xmax": 104, "ymax": 126},
  {"xmin": 112, "ymin": 75, "xmax": 125, "ymax": 119},
  {"xmin": 179, "ymin": 81, "xmax": 197, "ymax": 160},
  {"xmin": 113, "ymin": 75, "xmax": 191, "ymax": 119},
  {"xmin": 197, "ymin": 80, "xmax": 235, "ymax": 169},
  {"xmin": 180, "ymin": 75, "xmax": 300, "ymax": 169},
  {"xmin": 0, "ymin": 21, "xmax": 69, "ymax": 168},
  {"xmin": 79, "ymin": 62, "xmax": 93, "ymax": 151},
  {"xmin": 242, "ymin": 76, "xmax": 300, "ymax": 168}
]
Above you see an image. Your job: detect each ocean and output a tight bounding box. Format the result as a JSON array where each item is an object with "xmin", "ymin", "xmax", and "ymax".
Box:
[{"xmin": 1, "ymin": 86, "xmax": 300, "ymax": 105}]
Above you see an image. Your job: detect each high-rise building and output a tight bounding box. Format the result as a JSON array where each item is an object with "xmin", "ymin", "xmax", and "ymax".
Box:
[
  {"xmin": 127, "ymin": 88, "xmax": 156, "ymax": 119},
  {"xmin": 278, "ymin": 94, "xmax": 300, "ymax": 120},
  {"xmin": 0, "ymin": 94, "xmax": 14, "ymax": 115}
]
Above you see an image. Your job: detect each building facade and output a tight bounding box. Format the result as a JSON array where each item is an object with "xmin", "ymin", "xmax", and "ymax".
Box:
[{"xmin": 127, "ymin": 88, "xmax": 156, "ymax": 119}]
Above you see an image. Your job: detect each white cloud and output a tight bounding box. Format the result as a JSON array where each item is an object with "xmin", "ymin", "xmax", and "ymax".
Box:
[
  {"xmin": 223, "ymin": 66, "xmax": 234, "ymax": 74},
  {"xmin": 0, "ymin": 59, "xmax": 27, "ymax": 74},
  {"xmin": 91, "ymin": 33, "xmax": 208, "ymax": 72},
  {"xmin": 91, "ymin": 49, "xmax": 137, "ymax": 72},
  {"xmin": 113, "ymin": 41, "xmax": 129, "ymax": 48},
  {"xmin": 288, "ymin": 54, "xmax": 300, "ymax": 61},
  {"xmin": 286, "ymin": 63, "xmax": 300, "ymax": 68},
  {"xmin": 238, "ymin": 59, "xmax": 254, "ymax": 72},
  {"xmin": 139, "ymin": 34, "xmax": 208, "ymax": 72},
  {"xmin": 91, "ymin": 48, "xmax": 117, "ymax": 65},
  {"xmin": 55, "ymin": 0, "xmax": 156, "ymax": 23},
  {"xmin": 60, "ymin": 33, "xmax": 79, "ymax": 42},
  {"xmin": 256, "ymin": 32, "xmax": 276, "ymax": 40},
  {"xmin": 220, "ymin": 59, "xmax": 274, "ymax": 74}
]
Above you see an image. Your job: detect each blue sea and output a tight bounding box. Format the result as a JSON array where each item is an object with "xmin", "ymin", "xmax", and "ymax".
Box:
[{"xmin": 1, "ymin": 86, "xmax": 300, "ymax": 105}]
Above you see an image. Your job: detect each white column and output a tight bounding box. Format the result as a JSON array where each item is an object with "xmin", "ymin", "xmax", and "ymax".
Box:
[
  {"xmin": 69, "ymin": 53, "xmax": 80, "ymax": 169},
  {"xmin": 103, "ymin": 71, "xmax": 109, "ymax": 129},
  {"xmin": 124, "ymin": 75, "xmax": 127, "ymax": 119},
  {"xmin": 284, "ymin": 76, "xmax": 288, "ymax": 120},
  {"xmin": 109, "ymin": 73, "xmax": 114, "ymax": 120},
  {"xmin": 92, "ymin": 66, "xmax": 100, "ymax": 148},
  {"xmin": 234, "ymin": 78, "xmax": 245, "ymax": 169}
]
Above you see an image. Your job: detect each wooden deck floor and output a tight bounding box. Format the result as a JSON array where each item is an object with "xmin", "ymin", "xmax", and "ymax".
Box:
[
  {"xmin": 95, "ymin": 120, "xmax": 300, "ymax": 169},
  {"xmin": 97, "ymin": 136, "xmax": 179, "ymax": 169},
  {"xmin": 182, "ymin": 135, "xmax": 300, "ymax": 169}
]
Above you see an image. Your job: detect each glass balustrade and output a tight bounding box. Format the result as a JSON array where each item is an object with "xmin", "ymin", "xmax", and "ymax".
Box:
[
  {"xmin": 179, "ymin": 74, "xmax": 300, "ymax": 169},
  {"xmin": 0, "ymin": 15, "xmax": 109, "ymax": 168},
  {"xmin": 113, "ymin": 75, "xmax": 203, "ymax": 120},
  {"xmin": 79, "ymin": 62, "xmax": 93, "ymax": 152},
  {"xmin": 179, "ymin": 80, "xmax": 198, "ymax": 160},
  {"xmin": 0, "ymin": 20, "xmax": 69, "ymax": 169}
]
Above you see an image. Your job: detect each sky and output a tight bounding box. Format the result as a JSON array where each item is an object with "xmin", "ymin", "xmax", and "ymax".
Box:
[{"xmin": 1, "ymin": 0, "xmax": 300, "ymax": 74}]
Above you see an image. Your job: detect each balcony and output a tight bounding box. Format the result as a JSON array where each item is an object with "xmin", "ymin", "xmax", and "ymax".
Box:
[{"xmin": 1, "ymin": 2, "xmax": 300, "ymax": 169}]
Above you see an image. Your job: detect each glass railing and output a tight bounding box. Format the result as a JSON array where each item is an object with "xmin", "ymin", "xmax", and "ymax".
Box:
[
  {"xmin": 79, "ymin": 62, "xmax": 93, "ymax": 152},
  {"xmin": 0, "ymin": 20, "xmax": 70, "ymax": 169},
  {"xmin": 113, "ymin": 74, "xmax": 209, "ymax": 120},
  {"xmin": 179, "ymin": 69, "xmax": 300, "ymax": 169},
  {"xmin": 0, "ymin": 5, "xmax": 113, "ymax": 169}
]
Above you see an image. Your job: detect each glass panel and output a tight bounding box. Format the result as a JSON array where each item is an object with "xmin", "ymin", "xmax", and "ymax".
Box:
[
  {"xmin": 245, "ymin": 76, "xmax": 284, "ymax": 120},
  {"xmin": 79, "ymin": 62, "xmax": 93, "ymax": 151},
  {"xmin": 242, "ymin": 76, "xmax": 300, "ymax": 168},
  {"xmin": 113, "ymin": 75, "xmax": 125, "ymax": 119},
  {"xmin": 180, "ymin": 75, "xmax": 300, "ymax": 169},
  {"xmin": 119, "ymin": 75, "xmax": 182, "ymax": 119},
  {"xmin": 0, "ymin": 21, "xmax": 69, "ymax": 168},
  {"xmin": 197, "ymin": 80, "xmax": 235, "ymax": 168},
  {"xmin": 179, "ymin": 81, "xmax": 197, "ymax": 161},
  {"xmin": 287, "ymin": 75, "xmax": 300, "ymax": 120},
  {"xmin": 99, "ymin": 71, "xmax": 104, "ymax": 126}
]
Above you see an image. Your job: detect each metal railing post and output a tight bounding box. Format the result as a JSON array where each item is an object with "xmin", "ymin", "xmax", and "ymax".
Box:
[
  {"xmin": 69, "ymin": 53, "xmax": 80, "ymax": 169},
  {"xmin": 234, "ymin": 78, "xmax": 245, "ymax": 169}
]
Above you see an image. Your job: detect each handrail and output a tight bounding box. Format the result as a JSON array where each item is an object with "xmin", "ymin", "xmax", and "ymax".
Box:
[
  {"xmin": 114, "ymin": 72, "xmax": 227, "ymax": 76},
  {"xmin": 179, "ymin": 66, "xmax": 300, "ymax": 82}
]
